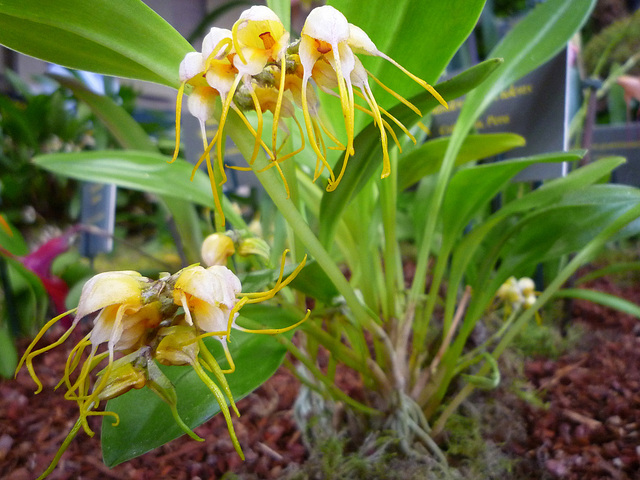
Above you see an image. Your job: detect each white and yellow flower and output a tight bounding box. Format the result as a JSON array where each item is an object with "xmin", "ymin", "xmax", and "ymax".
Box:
[{"xmin": 298, "ymin": 5, "xmax": 447, "ymax": 190}]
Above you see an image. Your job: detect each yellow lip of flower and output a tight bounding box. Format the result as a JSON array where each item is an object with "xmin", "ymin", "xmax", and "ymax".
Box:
[{"xmin": 231, "ymin": 6, "xmax": 289, "ymax": 77}]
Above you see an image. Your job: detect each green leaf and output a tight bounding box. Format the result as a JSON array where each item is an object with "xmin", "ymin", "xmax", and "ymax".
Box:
[
  {"xmin": 318, "ymin": 59, "xmax": 503, "ymax": 246},
  {"xmin": 51, "ymin": 75, "xmax": 156, "ymax": 151},
  {"xmin": 33, "ymin": 151, "xmax": 245, "ymax": 229},
  {"xmin": 0, "ymin": 0, "xmax": 192, "ymax": 88},
  {"xmin": 0, "ymin": 323, "xmax": 18, "ymax": 378},
  {"xmin": 102, "ymin": 304, "xmax": 300, "ymax": 466},
  {"xmin": 446, "ymin": 156, "xmax": 623, "ymax": 304},
  {"xmin": 575, "ymin": 261, "xmax": 640, "ymax": 285},
  {"xmin": 289, "ymin": 260, "xmax": 340, "ymax": 305},
  {"xmin": 3, "ymin": 256, "xmax": 48, "ymax": 335},
  {"xmin": 0, "ymin": 216, "xmax": 28, "ymax": 257},
  {"xmin": 496, "ymin": 185, "xmax": 640, "ymax": 280},
  {"xmin": 327, "ymin": 0, "xmax": 485, "ymax": 110},
  {"xmin": 49, "ymin": 75, "xmax": 205, "ymax": 263},
  {"xmin": 554, "ymin": 288, "xmax": 640, "ymax": 319},
  {"xmin": 441, "ymin": 151, "xmax": 584, "ymax": 243},
  {"xmin": 397, "ymin": 133, "xmax": 526, "ymax": 191}
]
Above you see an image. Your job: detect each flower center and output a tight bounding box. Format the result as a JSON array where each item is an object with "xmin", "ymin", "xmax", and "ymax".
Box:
[
  {"xmin": 314, "ymin": 39, "xmax": 332, "ymax": 54},
  {"xmin": 259, "ymin": 31, "xmax": 276, "ymax": 50}
]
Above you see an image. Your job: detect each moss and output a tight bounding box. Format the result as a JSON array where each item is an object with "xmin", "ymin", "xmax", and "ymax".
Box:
[
  {"xmin": 583, "ymin": 10, "xmax": 640, "ymax": 77},
  {"xmin": 512, "ymin": 316, "xmax": 584, "ymax": 359}
]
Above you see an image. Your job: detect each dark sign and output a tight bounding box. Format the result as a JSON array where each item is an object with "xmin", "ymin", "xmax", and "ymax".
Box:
[
  {"xmin": 431, "ymin": 49, "xmax": 571, "ymax": 181},
  {"xmin": 591, "ymin": 123, "xmax": 640, "ymax": 186}
]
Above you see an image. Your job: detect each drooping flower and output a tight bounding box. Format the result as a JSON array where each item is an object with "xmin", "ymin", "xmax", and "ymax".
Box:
[
  {"xmin": 17, "ymin": 246, "xmax": 309, "ymax": 478},
  {"xmin": 173, "ymin": 264, "xmax": 242, "ymax": 337},
  {"xmin": 298, "ymin": 5, "xmax": 448, "ymax": 190},
  {"xmin": 496, "ymin": 276, "xmax": 538, "ymax": 312},
  {"xmin": 173, "ymin": 250, "xmax": 309, "ymax": 372},
  {"xmin": 17, "ymin": 271, "xmax": 157, "ymax": 435}
]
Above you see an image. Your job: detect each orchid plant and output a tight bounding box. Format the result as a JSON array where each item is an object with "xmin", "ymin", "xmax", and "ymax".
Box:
[{"xmin": 2, "ymin": 0, "xmax": 640, "ymax": 477}]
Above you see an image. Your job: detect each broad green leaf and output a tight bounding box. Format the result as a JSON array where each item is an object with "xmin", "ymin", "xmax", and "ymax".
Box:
[
  {"xmin": 441, "ymin": 151, "xmax": 584, "ymax": 244},
  {"xmin": 495, "ymin": 185, "xmax": 640, "ymax": 281},
  {"xmin": 554, "ymin": 288, "xmax": 640, "ymax": 319},
  {"xmin": 446, "ymin": 156, "xmax": 623, "ymax": 306},
  {"xmin": 102, "ymin": 304, "xmax": 300, "ymax": 466},
  {"xmin": 33, "ymin": 151, "xmax": 246, "ymax": 229},
  {"xmin": 397, "ymin": 133, "xmax": 526, "ymax": 191},
  {"xmin": 492, "ymin": 154, "xmax": 618, "ymax": 218},
  {"xmin": 0, "ymin": 0, "xmax": 192, "ymax": 88},
  {"xmin": 0, "ymin": 216, "xmax": 28, "ymax": 256},
  {"xmin": 327, "ymin": 0, "xmax": 485, "ymax": 115},
  {"xmin": 49, "ymin": 75, "xmax": 204, "ymax": 263},
  {"xmin": 318, "ymin": 59, "xmax": 503, "ymax": 246}
]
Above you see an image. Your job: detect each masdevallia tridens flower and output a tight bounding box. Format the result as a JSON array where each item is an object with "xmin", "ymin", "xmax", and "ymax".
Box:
[
  {"xmin": 16, "ymin": 248, "xmax": 309, "ymax": 478},
  {"xmin": 298, "ymin": 5, "xmax": 447, "ymax": 190},
  {"xmin": 172, "ymin": 5, "xmax": 447, "ymax": 217},
  {"xmin": 173, "ymin": 249, "xmax": 309, "ymax": 373}
]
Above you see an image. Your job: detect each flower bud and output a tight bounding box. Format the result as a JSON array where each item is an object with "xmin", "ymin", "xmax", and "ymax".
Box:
[
  {"xmin": 201, "ymin": 233, "xmax": 236, "ymax": 266},
  {"xmin": 97, "ymin": 362, "xmax": 146, "ymax": 401},
  {"xmin": 237, "ymin": 237, "xmax": 270, "ymax": 260},
  {"xmin": 155, "ymin": 326, "xmax": 199, "ymax": 366}
]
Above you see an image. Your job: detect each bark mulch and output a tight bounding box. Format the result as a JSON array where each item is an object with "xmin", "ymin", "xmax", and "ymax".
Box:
[
  {"xmin": 514, "ymin": 273, "xmax": 640, "ymax": 479},
  {"xmin": 2, "ymin": 271, "xmax": 639, "ymax": 479},
  {"xmin": 0, "ymin": 323, "xmax": 306, "ymax": 480}
]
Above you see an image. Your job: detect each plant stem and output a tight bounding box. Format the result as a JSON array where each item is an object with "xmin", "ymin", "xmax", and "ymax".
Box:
[
  {"xmin": 432, "ymin": 202, "xmax": 640, "ymax": 435},
  {"xmin": 379, "ymin": 149, "xmax": 400, "ymax": 320},
  {"xmin": 226, "ymin": 111, "xmax": 376, "ymax": 329}
]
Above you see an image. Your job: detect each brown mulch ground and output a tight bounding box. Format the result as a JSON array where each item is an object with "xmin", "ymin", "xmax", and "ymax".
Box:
[
  {"xmin": 1, "ymin": 324, "xmax": 306, "ymax": 480},
  {"xmin": 2, "ymin": 271, "xmax": 639, "ymax": 479},
  {"xmin": 515, "ymin": 273, "xmax": 640, "ymax": 479}
]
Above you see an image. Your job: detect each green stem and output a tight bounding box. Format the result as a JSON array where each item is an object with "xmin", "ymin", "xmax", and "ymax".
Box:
[
  {"xmin": 276, "ymin": 333, "xmax": 381, "ymax": 415},
  {"xmin": 432, "ymin": 202, "xmax": 640, "ymax": 434},
  {"xmin": 380, "ymin": 149, "xmax": 400, "ymax": 320},
  {"xmin": 226, "ymin": 112, "xmax": 376, "ymax": 329},
  {"xmin": 37, "ymin": 418, "xmax": 83, "ymax": 480}
]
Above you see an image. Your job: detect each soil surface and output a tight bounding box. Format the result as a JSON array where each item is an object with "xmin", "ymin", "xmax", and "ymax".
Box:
[
  {"xmin": 513, "ymin": 273, "xmax": 640, "ymax": 480},
  {"xmin": 1, "ymin": 324, "xmax": 306, "ymax": 480},
  {"xmin": 1, "ymin": 270, "xmax": 639, "ymax": 479}
]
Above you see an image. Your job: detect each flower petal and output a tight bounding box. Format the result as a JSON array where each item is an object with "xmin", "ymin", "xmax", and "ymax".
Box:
[{"xmin": 76, "ymin": 271, "xmax": 144, "ymax": 321}]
